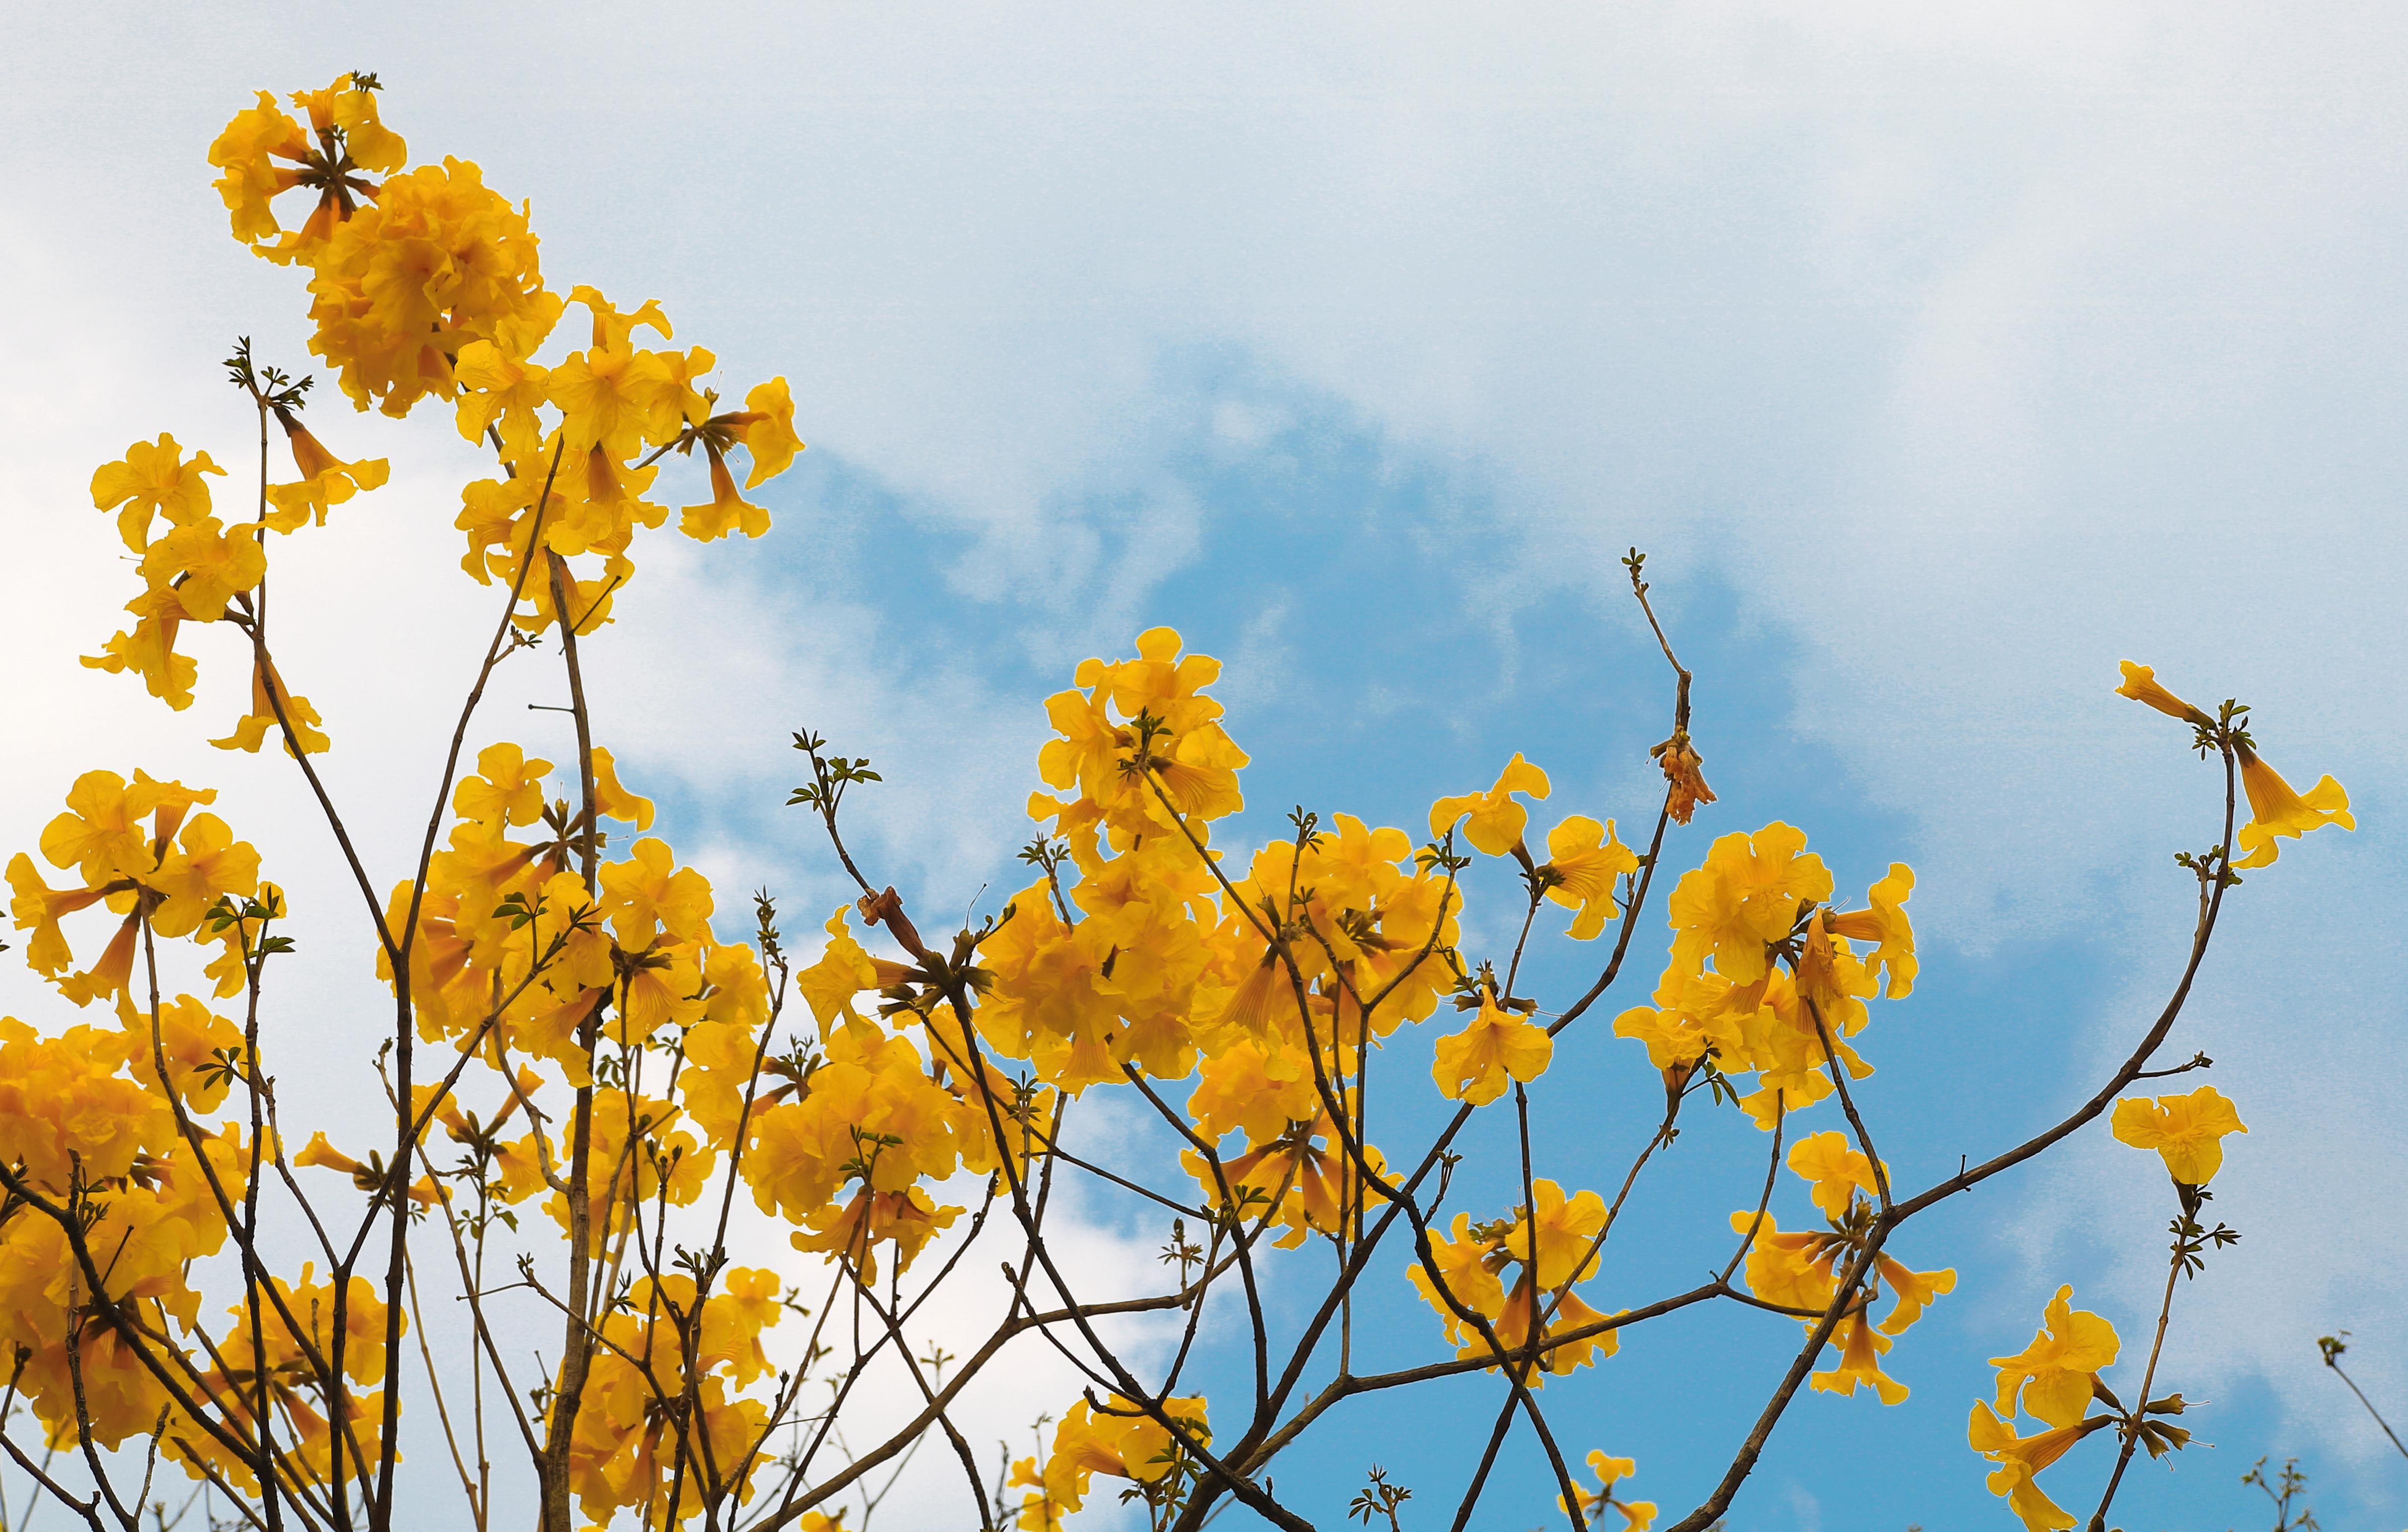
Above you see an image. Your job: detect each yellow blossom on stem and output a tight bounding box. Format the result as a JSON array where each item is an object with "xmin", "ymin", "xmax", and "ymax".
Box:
[
  {"xmin": 1542, "ymin": 815, "xmax": 1640, "ymax": 940},
  {"xmin": 211, "ymin": 649, "xmax": 329, "ymax": 755},
  {"xmin": 1667, "ymin": 822, "xmax": 1832, "ymax": 985},
  {"xmin": 2110, "ymin": 1085, "xmax": 2247, "ymax": 1186},
  {"xmin": 730, "ymin": 377, "xmax": 805, "ymax": 486},
  {"xmin": 1968, "ymin": 1402, "xmax": 2109, "ymax": 1532},
  {"xmin": 262, "ymin": 412, "xmax": 390, "ymax": 530},
  {"xmin": 1430, "ymin": 754, "xmax": 1551, "ymax": 856},
  {"xmin": 137, "ymin": 516, "xmax": 264, "ymax": 622},
  {"xmin": 1824, "ymin": 862, "xmax": 1916, "ymax": 998},
  {"xmin": 208, "ymin": 90, "xmax": 313, "ymax": 246},
  {"xmin": 2232, "ymin": 744, "xmax": 2353, "ymax": 870},
  {"xmin": 1987, "ymin": 1284, "xmax": 2121, "ymax": 1430},
  {"xmin": 1787, "ymin": 1130, "xmax": 1885, "ymax": 1219},
  {"xmin": 680, "ymin": 441, "xmax": 770, "ymax": 542},
  {"xmin": 2114, "ymin": 661, "xmax": 2216, "ymax": 728},
  {"xmin": 588, "ymin": 745, "xmax": 656, "ymax": 829},
  {"xmin": 452, "ymin": 743, "xmax": 554, "ymax": 828},
  {"xmin": 91, "ymin": 434, "xmax": 226, "ymax": 554},
  {"xmin": 1432, "ymin": 994, "xmax": 1552, "ymax": 1105}
]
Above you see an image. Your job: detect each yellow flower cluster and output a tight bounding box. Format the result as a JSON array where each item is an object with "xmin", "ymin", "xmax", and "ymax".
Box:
[
  {"xmin": 1009, "ymin": 1393, "xmax": 1212, "ymax": 1530},
  {"xmin": 7, "ymin": 769, "xmax": 263, "ymax": 1009},
  {"xmin": 183, "ymin": 1265, "xmax": 402, "ymax": 1495},
  {"xmin": 1725, "ymin": 1132, "xmax": 1955, "ymax": 1405},
  {"xmin": 2117, "ymin": 661, "xmax": 2353, "ymax": 868},
  {"xmin": 209, "ymin": 75, "xmax": 550, "ymax": 414},
  {"xmin": 560, "ymin": 1271, "xmax": 785, "ymax": 1526},
  {"xmin": 1614, "ymin": 823, "xmax": 1915, "ymax": 1128},
  {"xmin": 0, "ymin": 1013, "xmax": 252, "ymax": 1467},
  {"xmin": 366, "ymin": 745, "xmax": 768, "ymax": 1245},
  {"xmin": 87, "ymin": 77, "xmax": 813, "ymax": 754},
  {"xmin": 1407, "ymin": 1180, "xmax": 1622, "ymax": 1382},
  {"xmin": 1967, "ymin": 1286, "xmax": 2122, "ymax": 1531}
]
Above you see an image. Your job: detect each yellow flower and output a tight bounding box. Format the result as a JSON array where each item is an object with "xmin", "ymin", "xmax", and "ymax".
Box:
[
  {"xmin": 1824, "ymin": 862, "xmax": 1916, "ymax": 998},
  {"xmin": 91, "ymin": 434, "xmax": 225, "ymax": 554},
  {"xmin": 550, "ymin": 346, "xmax": 675, "ymax": 460},
  {"xmin": 315, "ymin": 73, "xmax": 406, "ymax": 172},
  {"xmin": 2110, "ymin": 1085, "xmax": 2247, "ymax": 1185},
  {"xmin": 1543, "ymin": 815, "xmax": 1640, "ymax": 939},
  {"xmin": 790, "ymin": 1186, "xmax": 961, "ymax": 1284},
  {"xmin": 679, "ymin": 441, "xmax": 770, "ymax": 542},
  {"xmin": 1027, "ymin": 1395, "xmax": 1211, "ymax": 1515},
  {"xmin": 264, "ymin": 413, "xmax": 391, "ymax": 530},
  {"xmin": 1430, "ymin": 754, "xmax": 1551, "ymax": 856},
  {"xmin": 208, "ymin": 90, "xmax": 313, "ymax": 245},
  {"xmin": 130, "ymin": 994, "xmax": 246, "ymax": 1113},
  {"xmin": 1787, "ymin": 1130, "xmax": 1884, "ymax": 1219},
  {"xmin": 1405, "ymin": 1213, "xmax": 1507, "ymax": 1346},
  {"xmin": 452, "ymin": 743, "xmax": 554, "ymax": 828},
  {"xmin": 1987, "ymin": 1284, "xmax": 2120, "ymax": 1429},
  {"xmin": 211, "ymin": 650, "xmax": 329, "ymax": 756},
  {"xmin": 1811, "ymin": 1309, "xmax": 1909, "ymax": 1405},
  {"xmin": 1508, "ymin": 1178, "xmax": 1610, "ymax": 1291},
  {"xmin": 1667, "ymin": 823, "xmax": 1832, "ymax": 985},
  {"xmin": 81, "ymin": 589, "xmax": 198, "ymax": 710},
  {"xmin": 451, "ymin": 339, "xmax": 551, "ymax": 456},
  {"xmin": 2114, "ymin": 661, "xmax": 2215, "ymax": 728},
  {"xmin": 1432, "ymin": 994, "xmax": 1553, "ymax": 1105},
  {"xmin": 568, "ymin": 284, "xmax": 673, "ymax": 351},
  {"xmin": 589, "ymin": 746, "xmax": 656, "ymax": 829},
  {"xmin": 137, "ymin": 517, "xmax": 264, "ymax": 622},
  {"xmin": 1968, "ymin": 1402, "xmax": 2109, "ymax": 1532},
  {"xmin": 2231, "ymin": 744, "xmax": 2352, "ymax": 869},
  {"xmin": 1561, "ymin": 1450, "xmax": 1656, "ymax": 1530},
  {"xmin": 598, "ymin": 837, "xmax": 714, "ymax": 948},
  {"xmin": 731, "ymin": 376, "xmax": 805, "ymax": 487}
]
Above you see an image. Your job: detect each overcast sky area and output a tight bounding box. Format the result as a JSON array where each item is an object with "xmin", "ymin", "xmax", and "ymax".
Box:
[{"xmin": 5, "ymin": 5, "xmax": 2404, "ymax": 1529}]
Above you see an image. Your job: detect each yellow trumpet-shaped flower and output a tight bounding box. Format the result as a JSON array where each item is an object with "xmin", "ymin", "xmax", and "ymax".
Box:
[
  {"xmin": 1432, "ymin": 994, "xmax": 1553, "ymax": 1105},
  {"xmin": 1667, "ymin": 823, "xmax": 1832, "ymax": 986},
  {"xmin": 1430, "ymin": 754, "xmax": 1551, "ymax": 856},
  {"xmin": 680, "ymin": 441, "xmax": 771, "ymax": 542},
  {"xmin": 452, "ymin": 339, "xmax": 552, "ymax": 456},
  {"xmin": 1542, "ymin": 815, "xmax": 1640, "ymax": 940},
  {"xmin": 208, "ymin": 90, "xmax": 312, "ymax": 246},
  {"xmin": 589, "ymin": 746, "xmax": 656, "ymax": 830},
  {"xmin": 138, "ymin": 517, "xmax": 264, "ymax": 622},
  {"xmin": 91, "ymin": 434, "xmax": 226, "ymax": 554},
  {"xmin": 1824, "ymin": 862, "xmax": 1917, "ymax": 999},
  {"xmin": 1987, "ymin": 1284, "xmax": 2120, "ymax": 1430},
  {"xmin": 1787, "ymin": 1131, "xmax": 1886, "ymax": 1220},
  {"xmin": 264, "ymin": 413, "xmax": 390, "ymax": 530},
  {"xmin": 1968, "ymin": 1402, "xmax": 2107, "ymax": 1532},
  {"xmin": 211, "ymin": 649, "xmax": 329, "ymax": 756},
  {"xmin": 2110, "ymin": 1085, "xmax": 2247, "ymax": 1186},
  {"xmin": 729, "ymin": 376, "xmax": 806, "ymax": 488},
  {"xmin": 2232, "ymin": 744, "xmax": 2353, "ymax": 870},
  {"xmin": 2114, "ymin": 661, "xmax": 2215, "ymax": 728}
]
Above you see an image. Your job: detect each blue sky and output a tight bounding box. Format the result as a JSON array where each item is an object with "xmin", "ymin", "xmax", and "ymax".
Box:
[{"xmin": 4, "ymin": 6, "xmax": 2404, "ymax": 1528}]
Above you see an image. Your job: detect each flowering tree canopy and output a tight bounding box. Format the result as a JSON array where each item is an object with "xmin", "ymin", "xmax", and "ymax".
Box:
[{"xmin": 0, "ymin": 74, "xmax": 2356, "ymax": 1532}]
